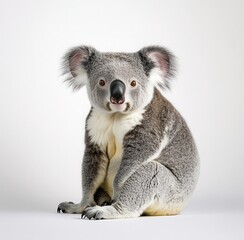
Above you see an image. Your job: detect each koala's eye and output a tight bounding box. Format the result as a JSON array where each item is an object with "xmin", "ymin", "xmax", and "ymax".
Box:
[
  {"xmin": 130, "ymin": 80, "xmax": 137, "ymax": 87},
  {"xmin": 99, "ymin": 79, "xmax": 106, "ymax": 86}
]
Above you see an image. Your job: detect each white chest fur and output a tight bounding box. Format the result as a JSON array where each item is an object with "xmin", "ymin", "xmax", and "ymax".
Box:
[{"xmin": 87, "ymin": 109, "xmax": 145, "ymax": 196}]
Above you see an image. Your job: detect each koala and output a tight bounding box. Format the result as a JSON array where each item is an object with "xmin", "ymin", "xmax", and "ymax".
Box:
[{"xmin": 57, "ymin": 45, "xmax": 200, "ymax": 219}]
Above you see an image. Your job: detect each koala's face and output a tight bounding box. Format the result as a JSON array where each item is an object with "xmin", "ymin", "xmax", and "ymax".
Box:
[
  {"xmin": 85, "ymin": 53, "xmax": 156, "ymax": 113},
  {"xmin": 63, "ymin": 46, "xmax": 175, "ymax": 113}
]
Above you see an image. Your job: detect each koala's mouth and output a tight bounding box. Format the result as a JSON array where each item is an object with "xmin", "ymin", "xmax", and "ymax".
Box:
[{"xmin": 106, "ymin": 102, "xmax": 131, "ymax": 113}]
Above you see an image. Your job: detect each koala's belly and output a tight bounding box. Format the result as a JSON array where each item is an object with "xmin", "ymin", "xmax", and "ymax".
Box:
[
  {"xmin": 101, "ymin": 135, "xmax": 123, "ymax": 197},
  {"xmin": 87, "ymin": 108, "xmax": 145, "ymax": 197}
]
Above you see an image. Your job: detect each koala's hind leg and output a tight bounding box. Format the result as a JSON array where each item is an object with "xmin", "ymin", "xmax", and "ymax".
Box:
[{"xmin": 82, "ymin": 161, "xmax": 183, "ymax": 219}]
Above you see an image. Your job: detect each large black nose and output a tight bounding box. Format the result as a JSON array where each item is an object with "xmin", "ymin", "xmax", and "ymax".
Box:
[{"xmin": 110, "ymin": 79, "xmax": 125, "ymax": 104}]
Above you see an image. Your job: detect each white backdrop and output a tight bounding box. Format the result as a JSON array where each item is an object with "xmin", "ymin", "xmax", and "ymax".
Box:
[{"xmin": 0, "ymin": 0, "xmax": 243, "ymax": 213}]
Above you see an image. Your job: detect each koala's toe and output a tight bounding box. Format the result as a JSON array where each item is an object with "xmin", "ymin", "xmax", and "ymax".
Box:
[
  {"xmin": 94, "ymin": 211, "xmax": 105, "ymax": 220},
  {"xmin": 101, "ymin": 201, "xmax": 110, "ymax": 206},
  {"xmin": 81, "ymin": 206, "xmax": 102, "ymax": 220}
]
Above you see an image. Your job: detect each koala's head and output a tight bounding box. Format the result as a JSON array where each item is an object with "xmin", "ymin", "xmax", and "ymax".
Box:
[{"xmin": 62, "ymin": 46, "xmax": 175, "ymax": 113}]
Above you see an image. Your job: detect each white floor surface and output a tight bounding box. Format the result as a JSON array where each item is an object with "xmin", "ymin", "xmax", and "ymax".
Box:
[{"xmin": 0, "ymin": 208, "xmax": 243, "ymax": 240}]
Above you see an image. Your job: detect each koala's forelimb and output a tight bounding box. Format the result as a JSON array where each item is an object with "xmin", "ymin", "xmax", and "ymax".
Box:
[
  {"xmin": 81, "ymin": 142, "xmax": 108, "ymax": 205},
  {"xmin": 57, "ymin": 141, "xmax": 108, "ymax": 214}
]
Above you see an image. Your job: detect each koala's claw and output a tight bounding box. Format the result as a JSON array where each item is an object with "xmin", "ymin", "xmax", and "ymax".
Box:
[
  {"xmin": 81, "ymin": 209, "xmax": 89, "ymax": 219},
  {"xmin": 57, "ymin": 207, "xmax": 65, "ymax": 213}
]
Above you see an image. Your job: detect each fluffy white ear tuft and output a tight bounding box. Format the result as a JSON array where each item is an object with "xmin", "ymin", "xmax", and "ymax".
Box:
[
  {"xmin": 62, "ymin": 46, "xmax": 96, "ymax": 90},
  {"xmin": 138, "ymin": 46, "xmax": 176, "ymax": 91}
]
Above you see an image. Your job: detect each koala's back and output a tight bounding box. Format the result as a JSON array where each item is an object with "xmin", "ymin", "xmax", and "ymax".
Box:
[{"xmin": 124, "ymin": 89, "xmax": 200, "ymax": 195}]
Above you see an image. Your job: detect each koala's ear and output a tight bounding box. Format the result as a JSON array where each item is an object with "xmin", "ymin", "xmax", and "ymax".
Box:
[
  {"xmin": 62, "ymin": 46, "xmax": 97, "ymax": 90},
  {"xmin": 138, "ymin": 46, "xmax": 176, "ymax": 90}
]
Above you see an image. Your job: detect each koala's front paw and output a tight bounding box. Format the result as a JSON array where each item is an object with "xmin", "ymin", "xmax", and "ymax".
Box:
[
  {"xmin": 57, "ymin": 201, "xmax": 75, "ymax": 213},
  {"xmin": 57, "ymin": 200, "xmax": 96, "ymax": 214},
  {"xmin": 57, "ymin": 201, "xmax": 88, "ymax": 214}
]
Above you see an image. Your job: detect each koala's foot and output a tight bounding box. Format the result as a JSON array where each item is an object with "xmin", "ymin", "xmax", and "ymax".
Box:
[
  {"xmin": 57, "ymin": 201, "xmax": 89, "ymax": 214},
  {"xmin": 81, "ymin": 205, "xmax": 139, "ymax": 220}
]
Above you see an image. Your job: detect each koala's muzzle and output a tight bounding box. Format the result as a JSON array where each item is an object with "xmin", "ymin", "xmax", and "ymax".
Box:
[{"xmin": 110, "ymin": 80, "xmax": 125, "ymax": 104}]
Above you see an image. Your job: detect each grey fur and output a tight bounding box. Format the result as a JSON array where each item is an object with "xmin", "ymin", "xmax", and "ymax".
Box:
[{"xmin": 57, "ymin": 45, "xmax": 199, "ymax": 219}]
